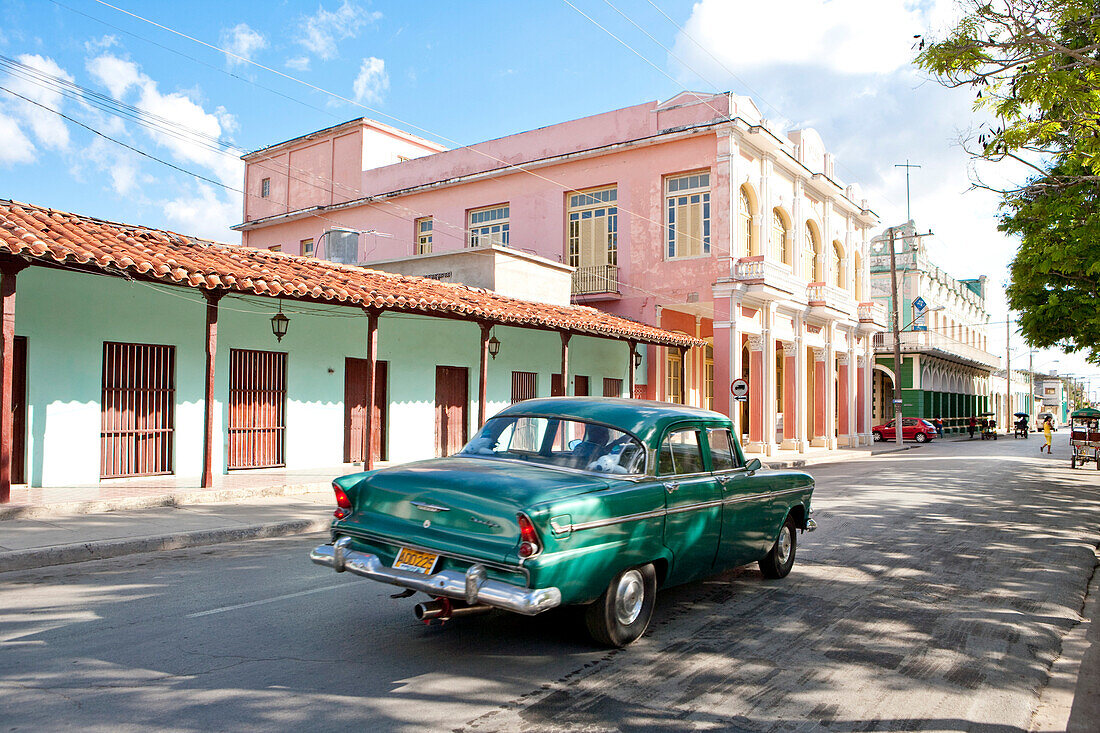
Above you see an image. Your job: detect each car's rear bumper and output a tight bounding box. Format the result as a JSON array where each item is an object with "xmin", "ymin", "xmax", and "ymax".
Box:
[{"xmin": 310, "ymin": 537, "xmax": 562, "ymax": 616}]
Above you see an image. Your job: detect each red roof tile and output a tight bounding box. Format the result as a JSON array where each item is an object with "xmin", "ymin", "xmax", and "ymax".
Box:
[{"xmin": 0, "ymin": 200, "xmax": 701, "ymax": 347}]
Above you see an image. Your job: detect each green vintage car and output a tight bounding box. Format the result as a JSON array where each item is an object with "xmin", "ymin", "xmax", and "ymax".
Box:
[{"xmin": 310, "ymin": 397, "xmax": 816, "ymax": 647}]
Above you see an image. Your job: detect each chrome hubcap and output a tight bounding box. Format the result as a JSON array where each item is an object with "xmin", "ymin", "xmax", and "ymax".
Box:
[
  {"xmin": 613, "ymin": 569, "xmax": 645, "ymax": 626},
  {"xmin": 776, "ymin": 526, "xmax": 792, "ymax": 564}
]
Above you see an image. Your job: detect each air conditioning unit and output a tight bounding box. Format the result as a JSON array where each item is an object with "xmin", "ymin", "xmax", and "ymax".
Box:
[{"xmin": 325, "ymin": 230, "xmax": 359, "ymax": 265}]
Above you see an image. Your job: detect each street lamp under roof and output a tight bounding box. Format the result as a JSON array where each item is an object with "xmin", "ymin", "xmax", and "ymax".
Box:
[
  {"xmin": 488, "ymin": 334, "xmax": 501, "ymax": 359},
  {"xmin": 271, "ymin": 301, "xmax": 289, "ymax": 342}
]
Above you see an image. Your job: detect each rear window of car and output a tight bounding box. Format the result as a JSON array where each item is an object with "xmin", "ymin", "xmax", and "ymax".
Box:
[{"xmin": 460, "ymin": 415, "xmax": 646, "ymax": 475}]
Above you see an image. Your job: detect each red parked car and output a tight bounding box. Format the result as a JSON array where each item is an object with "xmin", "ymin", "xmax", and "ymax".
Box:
[{"xmin": 872, "ymin": 418, "xmax": 937, "ymax": 443}]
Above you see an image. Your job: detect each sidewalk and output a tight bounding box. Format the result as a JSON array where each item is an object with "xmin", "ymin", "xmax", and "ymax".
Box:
[{"xmin": 0, "ymin": 490, "xmax": 335, "ymax": 573}]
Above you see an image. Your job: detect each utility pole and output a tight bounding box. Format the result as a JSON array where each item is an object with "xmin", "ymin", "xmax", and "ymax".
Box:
[
  {"xmin": 1005, "ymin": 317, "xmax": 1011, "ymax": 434},
  {"xmin": 895, "ymin": 161, "xmax": 922, "ymax": 222},
  {"xmin": 887, "ymin": 226, "xmax": 904, "ymax": 446}
]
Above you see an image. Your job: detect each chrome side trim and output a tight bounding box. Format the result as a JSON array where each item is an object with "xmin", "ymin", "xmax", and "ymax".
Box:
[
  {"xmin": 410, "ymin": 501, "xmax": 450, "ymax": 512},
  {"xmin": 564, "ymin": 484, "xmax": 814, "ymax": 533},
  {"xmin": 311, "ymin": 544, "xmax": 561, "ymax": 616},
  {"xmin": 568, "ymin": 507, "xmax": 667, "ymax": 532}
]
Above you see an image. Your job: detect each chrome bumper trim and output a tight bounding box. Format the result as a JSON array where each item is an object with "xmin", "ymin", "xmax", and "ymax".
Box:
[
  {"xmin": 310, "ymin": 538, "xmax": 561, "ymax": 616},
  {"xmin": 805, "ymin": 518, "xmax": 818, "ymax": 532}
]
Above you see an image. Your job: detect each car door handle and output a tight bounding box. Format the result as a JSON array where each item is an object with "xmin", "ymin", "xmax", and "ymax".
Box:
[
  {"xmin": 663, "ymin": 481, "xmax": 680, "ymax": 493},
  {"xmin": 716, "ymin": 475, "xmax": 730, "ymax": 487}
]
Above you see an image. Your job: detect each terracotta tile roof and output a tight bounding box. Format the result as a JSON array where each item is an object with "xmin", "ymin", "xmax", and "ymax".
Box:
[{"xmin": 0, "ymin": 200, "xmax": 701, "ymax": 348}]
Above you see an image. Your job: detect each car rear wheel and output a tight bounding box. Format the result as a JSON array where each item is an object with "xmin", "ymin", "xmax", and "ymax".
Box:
[
  {"xmin": 872, "ymin": 431, "xmax": 883, "ymax": 442},
  {"xmin": 759, "ymin": 517, "xmax": 797, "ymax": 579},
  {"xmin": 915, "ymin": 433, "xmax": 928, "ymax": 443},
  {"xmin": 584, "ymin": 563, "xmax": 656, "ymax": 647}
]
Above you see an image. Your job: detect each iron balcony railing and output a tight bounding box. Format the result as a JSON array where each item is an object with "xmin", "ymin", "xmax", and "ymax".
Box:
[
  {"xmin": 571, "ymin": 264, "xmax": 619, "ymax": 296},
  {"xmin": 873, "ymin": 330, "xmax": 1001, "ymax": 369}
]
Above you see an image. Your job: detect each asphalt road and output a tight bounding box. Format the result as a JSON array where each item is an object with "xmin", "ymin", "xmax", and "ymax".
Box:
[{"xmin": 1, "ymin": 432, "xmax": 1098, "ymax": 732}]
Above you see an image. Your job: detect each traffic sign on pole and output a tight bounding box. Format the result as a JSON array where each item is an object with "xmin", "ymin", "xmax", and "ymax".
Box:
[{"xmin": 731, "ymin": 378, "xmax": 749, "ymax": 401}]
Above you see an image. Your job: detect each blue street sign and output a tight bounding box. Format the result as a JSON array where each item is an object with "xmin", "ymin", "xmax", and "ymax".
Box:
[{"xmin": 912, "ymin": 296, "xmax": 927, "ymax": 311}]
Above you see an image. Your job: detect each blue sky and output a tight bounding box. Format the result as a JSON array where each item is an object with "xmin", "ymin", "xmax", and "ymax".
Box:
[{"xmin": 0, "ymin": 0, "xmax": 1096, "ymax": 384}]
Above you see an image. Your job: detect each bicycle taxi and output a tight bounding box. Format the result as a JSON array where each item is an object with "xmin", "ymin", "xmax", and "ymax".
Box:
[
  {"xmin": 1069, "ymin": 408, "xmax": 1100, "ymax": 470},
  {"xmin": 979, "ymin": 412, "xmax": 998, "ymax": 440},
  {"xmin": 1013, "ymin": 412, "xmax": 1030, "ymax": 439}
]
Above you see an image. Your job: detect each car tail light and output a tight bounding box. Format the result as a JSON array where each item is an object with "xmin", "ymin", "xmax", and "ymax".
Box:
[
  {"xmin": 333, "ymin": 483, "xmax": 352, "ymax": 520},
  {"xmin": 516, "ymin": 513, "xmax": 541, "ymax": 559}
]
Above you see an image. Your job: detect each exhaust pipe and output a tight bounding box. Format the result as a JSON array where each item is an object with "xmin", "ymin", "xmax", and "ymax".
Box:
[{"xmin": 414, "ymin": 598, "xmax": 492, "ymax": 621}]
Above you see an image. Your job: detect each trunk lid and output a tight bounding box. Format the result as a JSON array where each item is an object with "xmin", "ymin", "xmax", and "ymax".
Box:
[{"xmin": 343, "ymin": 457, "xmax": 607, "ymax": 562}]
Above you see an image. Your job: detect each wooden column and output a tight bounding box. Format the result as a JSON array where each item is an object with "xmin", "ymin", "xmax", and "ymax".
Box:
[
  {"xmin": 364, "ymin": 310, "xmax": 380, "ymax": 470},
  {"xmin": 478, "ymin": 322, "xmax": 491, "ymax": 427},
  {"xmin": 201, "ymin": 290, "xmax": 224, "ymax": 489},
  {"xmin": 627, "ymin": 340, "xmax": 637, "ymax": 398},
  {"xmin": 0, "ymin": 260, "xmax": 27, "ymax": 503},
  {"xmin": 560, "ymin": 332, "xmax": 571, "ymax": 397},
  {"xmin": 678, "ymin": 347, "xmax": 687, "ymax": 405}
]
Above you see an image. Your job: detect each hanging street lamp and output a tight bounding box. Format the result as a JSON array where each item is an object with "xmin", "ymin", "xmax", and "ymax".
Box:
[
  {"xmin": 271, "ymin": 300, "xmax": 290, "ymax": 342},
  {"xmin": 488, "ymin": 334, "xmax": 501, "ymax": 359}
]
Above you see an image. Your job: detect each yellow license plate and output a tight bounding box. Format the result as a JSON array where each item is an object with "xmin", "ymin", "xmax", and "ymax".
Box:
[{"xmin": 393, "ymin": 547, "xmax": 439, "ymax": 575}]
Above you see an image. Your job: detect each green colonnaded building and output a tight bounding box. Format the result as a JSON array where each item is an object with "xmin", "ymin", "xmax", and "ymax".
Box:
[{"xmin": 867, "ymin": 222, "xmax": 1000, "ymax": 433}]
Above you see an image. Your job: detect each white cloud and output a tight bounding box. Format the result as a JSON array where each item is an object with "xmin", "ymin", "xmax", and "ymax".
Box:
[
  {"xmin": 80, "ymin": 135, "xmax": 141, "ymax": 196},
  {"xmin": 352, "ymin": 56, "xmax": 388, "ymax": 104},
  {"xmin": 675, "ymin": 0, "xmax": 953, "ymax": 77},
  {"xmin": 0, "ymin": 111, "xmax": 35, "ymax": 165},
  {"xmin": 161, "ymin": 183, "xmax": 242, "ymax": 242},
  {"xmin": 84, "ymin": 35, "xmax": 118, "ymax": 53},
  {"xmin": 6, "ymin": 54, "xmax": 73, "ymax": 150},
  {"xmin": 296, "ymin": 1, "xmax": 379, "ymax": 61},
  {"xmin": 86, "ymin": 53, "xmax": 242, "ymax": 188},
  {"xmin": 285, "ymin": 55, "xmax": 311, "ymax": 71},
  {"xmin": 220, "ymin": 23, "xmax": 267, "ymax": 67}
]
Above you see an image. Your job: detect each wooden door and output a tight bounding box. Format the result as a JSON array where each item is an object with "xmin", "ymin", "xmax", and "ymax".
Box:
[
  {"xmin": 100, "ymin": 342, "xmax": 175, "ymax": 478},
  {"xmin": 227, "ymin": 349, "xmax": 287, "ymax": 469},
  {"xmin": 435, "ymin": 366, "xmax": 468, "ymax": 457},
  {"xmin": 602, "ymin": 378, "xmax": 622, "ymax": 398},
  {"xmin": 11, "ymin": 336, "xmax": 26, "ymax": 484},
  {"xmin": 574, "ymin": 375, "xmax": 589, "ymax": 396},
  {"xmin": 344, "ymin": 358, "xmax": 387, "ymax": 463}
]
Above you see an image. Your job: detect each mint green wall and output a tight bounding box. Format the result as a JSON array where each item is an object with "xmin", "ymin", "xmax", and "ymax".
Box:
[
  {"xmin": 14, "ymin": 267, "xmax": 644, "ymax": 486},
  {"xmin": 378, "ymin": 315, "xmax": 635, "ymax": 464}
]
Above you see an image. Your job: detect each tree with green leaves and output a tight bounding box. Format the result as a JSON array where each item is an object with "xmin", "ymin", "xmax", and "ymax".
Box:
[
  {"xmin": 1001, "ymin": 159, "xmax": 1100, "ymax": 363},
  {"xmin": 917, "ymin": 0, "xmax": 1100, "ymax": 191}
]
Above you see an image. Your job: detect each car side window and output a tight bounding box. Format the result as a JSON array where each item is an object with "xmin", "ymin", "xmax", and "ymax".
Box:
[
  {"xmin": 658, "ymin": 428, "xmax": 705, "ymax": 476},
  {"xmin": 707, "ymin": 428, "xmax": 739, "ymax": 471}
]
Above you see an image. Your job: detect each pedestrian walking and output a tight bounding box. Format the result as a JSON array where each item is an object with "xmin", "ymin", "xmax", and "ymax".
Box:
[
  {"xmin": 968, "ymin": 416, "xmax": 976, "ymax": 439},
  {"xmin": 933, "ymin": 417, "xmax": 944, "ymax": 439},
  {"xmin": 1041, "ymin": 416, "xmax": 1053, "ymax": 454}
]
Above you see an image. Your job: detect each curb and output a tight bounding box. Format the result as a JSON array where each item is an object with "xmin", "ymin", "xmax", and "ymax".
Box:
[
  {"xmin": 0, "ymin": 481, "xmax": 333, "ymax": 522},
  {"xmin": 0, "ymin": 517, "xmax": 332, "ymax": 573},
  {"xmin": 765, "ymin": 444, "xmax": 917, "ymax": 470}
]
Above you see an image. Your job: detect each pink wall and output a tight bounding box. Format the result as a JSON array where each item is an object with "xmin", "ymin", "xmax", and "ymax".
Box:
[{"xmin": 243, "ymin": 130, "xmax": 730, "ymax": 332}]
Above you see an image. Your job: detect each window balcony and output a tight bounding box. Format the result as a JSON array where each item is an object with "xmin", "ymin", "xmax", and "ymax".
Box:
[
  {"xmin": 571, "ymin": 264, "xmax": 619, "ymax": 297},
  {"xmin": 857, "ymin": 302, "xmax": 888, "ymax": 332},
  {"xmin": 732, "ymin": 255, "xmax": 804, "ymax": 298},
  {"xmin": 806, "ymin": 281, "xmax": 857, "ymax": 318}
]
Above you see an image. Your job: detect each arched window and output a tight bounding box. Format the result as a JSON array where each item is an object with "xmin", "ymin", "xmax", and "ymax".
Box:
[
  {"xmin": 832, "ymin": 240, "xmax": 844, "ymax": 289},
  {"xmin": 804, "ymin": 222, "xmax": 821, "ymax": 281},
  {"xmin": 738, "ymin": 187, "xmax": 754, "ymax": 256},
  {"xmin": 772, "ymin": 208, "xmax": 790, "ymax": 265}
]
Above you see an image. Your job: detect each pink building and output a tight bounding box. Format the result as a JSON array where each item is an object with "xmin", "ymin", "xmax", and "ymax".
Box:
[{"xmin": 235, "ymin": 92, "xmax": 887, "ymax": 455}]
